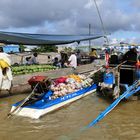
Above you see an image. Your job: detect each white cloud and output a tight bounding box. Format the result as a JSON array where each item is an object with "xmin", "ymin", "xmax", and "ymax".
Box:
[
  {"xmin": 131, "ymin": 0, "xmax": 140, "ymax": 8},
  {"xmin": 85, "ymin": 0, "xmax": 94, "ymax": 9},
  {"xmin": 0, "ymin": 0, "xmax": 140, "ymax": 44}
]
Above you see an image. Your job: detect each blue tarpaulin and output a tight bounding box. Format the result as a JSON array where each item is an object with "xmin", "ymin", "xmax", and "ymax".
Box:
[
  {"xmin": 3, "ymin": 45, "xmax": 20, "ymax": 53},
  {"xmin": 0, "ymin": 31, "xmax": 104, "ymax": 45}
]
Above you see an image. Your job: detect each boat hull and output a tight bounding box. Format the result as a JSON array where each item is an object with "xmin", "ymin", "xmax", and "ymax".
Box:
[{"xmin": 11, "ymin": 84, "xmax": 97, "ymax": 119}]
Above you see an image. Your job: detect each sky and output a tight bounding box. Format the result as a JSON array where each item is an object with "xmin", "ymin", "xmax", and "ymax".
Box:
[{"xmin": 0, "ymin": 0, "xmax": 140, "ymax": 46}]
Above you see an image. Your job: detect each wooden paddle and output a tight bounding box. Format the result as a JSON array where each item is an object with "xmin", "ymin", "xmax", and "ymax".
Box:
[
  {"xmin": 87, "ymin": 66, "xmax": 104, "ymax": 78},
  {"xmin": 7, "ymin": 82, "xmax": 39, "ymax": 118}
]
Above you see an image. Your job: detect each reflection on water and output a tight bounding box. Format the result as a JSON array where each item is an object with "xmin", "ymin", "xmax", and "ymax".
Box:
[{"xmin": 0, "ymin": 93, "xmax": 139, "ymax": 140}]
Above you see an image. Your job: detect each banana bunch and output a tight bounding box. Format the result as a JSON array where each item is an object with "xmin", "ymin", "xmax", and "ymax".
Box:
[{"xmin": 68, "ymin": 74, "xmax": 81, "ymax": 83}]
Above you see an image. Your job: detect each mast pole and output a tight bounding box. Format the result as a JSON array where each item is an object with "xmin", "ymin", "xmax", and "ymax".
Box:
[
  {"xmin": 89, "ymin": 23, "xmax": 91, "ymax": 52},
  {"xmin": 93, "ymin": 0, "xmax": 109, "ymax": 46}
]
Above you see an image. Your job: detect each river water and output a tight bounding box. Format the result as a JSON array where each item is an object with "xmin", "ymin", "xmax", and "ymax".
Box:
[{"xmin": 0, "ymin": 93, "xmax": 139, "ymax": 140}]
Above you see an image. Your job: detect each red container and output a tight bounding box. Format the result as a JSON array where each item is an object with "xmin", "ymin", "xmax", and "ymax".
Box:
[{"xmin": 28, "ymin": 76, "xmax": 47, "ymax": 85}]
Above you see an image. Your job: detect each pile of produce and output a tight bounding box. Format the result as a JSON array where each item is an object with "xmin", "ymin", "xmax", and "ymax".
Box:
[
  {"xmin": 12, "ymin": 65, "xmax": 56, "ymax": 75},
  {"xmin": 50, "ymin": 74, "xmax": 93, "ymax": 100}
]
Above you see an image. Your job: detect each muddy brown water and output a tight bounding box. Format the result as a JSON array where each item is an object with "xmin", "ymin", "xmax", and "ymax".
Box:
[{"xmin": 0, "ymin": 93, "xmax": 139, "ymax": 140}]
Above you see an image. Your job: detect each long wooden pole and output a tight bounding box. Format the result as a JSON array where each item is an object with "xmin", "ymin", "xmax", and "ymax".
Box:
[
  {"xmin": 7, "ymin": 82, "xmax": 39, "ymax": 118},
  {"xmin": 87, "ymin": 66, "xmax": 103, "ymax": 78}
]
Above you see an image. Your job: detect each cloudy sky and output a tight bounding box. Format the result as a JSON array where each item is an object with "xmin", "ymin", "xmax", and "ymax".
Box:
[{"xmin": 0, "ymin": 0, "xmax": 140, "ymax": 45}]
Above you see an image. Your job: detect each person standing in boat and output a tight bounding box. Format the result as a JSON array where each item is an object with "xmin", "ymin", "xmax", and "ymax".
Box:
[
  {"xmin": 0, "ymin": 47, "xmax": 13, "ymax": 92},
  {"xmin": 89, "ymin": 48, "xmax": 98, "ymax": 63},
  {"xmin": 68, "ymin": 51, "xmax": 77, "ymax": 70},
  {"xmin": 60, "ymin": 51, "xmax": 68, "ymax": 68},
  {"xmin": 136, "ymin": 54, "xmax": 140, "ymax": 79},
  {"xmin": 76, "ymin": 50, "xmax": 81, "ymax": 66},
  {"xmin": 105, "ymin": 48, "xmax": 110, "ymax": 67},
  {"xmin": 123, "ymin": 48, "xmax": 137, "ymax": 65},
  {"xmin": 109, "ymin": 51, "xmax": 119, "ymax": 64}
]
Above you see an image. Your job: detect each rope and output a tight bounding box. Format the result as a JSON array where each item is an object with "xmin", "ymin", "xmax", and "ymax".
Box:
[{"xmin": 93, "ymin": 0, "xmax": 109, "ymax": 45}]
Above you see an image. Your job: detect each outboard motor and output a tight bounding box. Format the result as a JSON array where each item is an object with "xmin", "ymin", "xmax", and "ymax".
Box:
[
  {"xmin": 98, "ymin": 72, "xmax": 115, "ymax": 98},
  {"xmin": 103, "ymin": 72, "xmax": 115, "ymax": 85}
]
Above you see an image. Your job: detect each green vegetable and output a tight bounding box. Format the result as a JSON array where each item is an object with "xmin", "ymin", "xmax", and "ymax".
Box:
[{"xmin": 12, "ymin": 64, "xmax": 56, "ymax": 75}]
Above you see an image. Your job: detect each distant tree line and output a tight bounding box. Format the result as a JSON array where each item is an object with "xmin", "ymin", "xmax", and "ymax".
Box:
[
  {"xmin": 19, "ymin": 44, "xmax": 58, "ymax": 52},
  {"xmin": 32, "ymin": 45, "xmax": 58, "ymax": 52}
]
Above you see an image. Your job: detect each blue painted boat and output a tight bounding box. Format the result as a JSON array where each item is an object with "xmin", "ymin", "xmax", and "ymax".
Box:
[
  {"xmin": 98, "ymin": 64, "xmax": 140, "ymax": 99},
  {"xmin": 10, "ymin": 84, "xmax": 97, "ymax": 119},
  {"xmin": 86, "ymin": 62, "xmax": 140, "ymax": 127}
]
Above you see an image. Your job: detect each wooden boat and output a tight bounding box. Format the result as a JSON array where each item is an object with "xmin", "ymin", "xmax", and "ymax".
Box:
[
  {"xmin": 85, "ymin": 52, "xmax": 140, "ymax": 128},
  {"xmin": 10, "ymin": 77, "xmax": 97, "ymax": 119},
  {"xmin": 97, "ymin": 63, "xmax": 140, "ymax": 99}
]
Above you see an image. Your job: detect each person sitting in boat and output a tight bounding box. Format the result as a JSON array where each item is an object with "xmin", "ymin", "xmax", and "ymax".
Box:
[
  {"xmin": 123, "ymin": 48, "xmax": 137, "ymax": 65},
  {"xmin": 30, "ymin": 52, "xmax": 39, "ymax": 65},
  {"xmin": 25, "ymin": 56, "xmax": 31, "ymax": 65},
  {"xmin": 53, "ymin": 57, "xmax": 61, "ymax": 68},
  {"xmin": 0, "ymin": 47, "xmax": 13, "ymax": 92}
]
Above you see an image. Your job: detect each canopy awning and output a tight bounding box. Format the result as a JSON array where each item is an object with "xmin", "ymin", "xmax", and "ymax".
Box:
[{"xmin": 0, "ymin": 31, "xmax": 104, "ymax": 45}]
